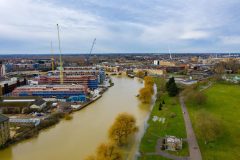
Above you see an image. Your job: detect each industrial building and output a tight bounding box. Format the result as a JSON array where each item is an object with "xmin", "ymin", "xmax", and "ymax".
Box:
[
  {"xmin": 12, "ymin": 85, "xmax": 87, "ymax": 102},
  {"xmin": 0, "ymin": 114, "xmax": 10, "ymax": 147},
  {"xmin": 0, "ymin": 97, "xmax": 47, "ymax": 114}
]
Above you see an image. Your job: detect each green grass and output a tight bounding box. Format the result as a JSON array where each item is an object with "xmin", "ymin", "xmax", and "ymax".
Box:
[
  {"xmin": 140, "ymin": 155, "xmax": 171, "ymax": 160},
  {"xmin": 186, "ymin": 83, "xmax": 240, "ymax": 160},
  {"xmin": 139, "ymin": 78, "xmax": 188, "ymax": 160}
]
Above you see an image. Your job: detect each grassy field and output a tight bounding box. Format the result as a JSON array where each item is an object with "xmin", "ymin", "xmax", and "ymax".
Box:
[
  {"xmin": 186, "ymin": 83, "xmax": 240, "ymax": 160},
  {"xmin": 139, "ymin": 78, "xmax": 188, "ymax": 160}
]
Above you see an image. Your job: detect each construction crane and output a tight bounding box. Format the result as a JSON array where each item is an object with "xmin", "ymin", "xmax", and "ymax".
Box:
[
  {"xmin": 50, "ymin": 41, "xmax": 55, "ymax": 71},
  {"xmin": 57, "ymin": 24, "xmax": 64, "ymax": 84},
  {"xmin": 87, "ymin": 38, "xmax": 96, "ymax": 65},
  {"xmin": 90, "ymin": 38, "xmax": 96, "ymax": 55}
]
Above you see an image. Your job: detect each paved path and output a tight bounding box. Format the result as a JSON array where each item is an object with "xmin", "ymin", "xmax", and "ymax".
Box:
[
  {"xmin": 199, "ymin": 82, "xmax": 212, "ymax": 92},
  {"xmin": 179, "ymin": 96, "xmax": 202, "ymax": 160}
]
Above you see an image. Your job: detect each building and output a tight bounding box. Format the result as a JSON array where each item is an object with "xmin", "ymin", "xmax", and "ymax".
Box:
[
  {"xmin": 0, "ymin": 97, "xmax": 47, "ymax": 113},
  {"xmin": 153, "ymin": 60, "xmax": 176, "ymax": 67},
  {"xmin": 37, "ymin": 75, "xmax": 98, "ymax": 90},
  {"xmin": 163, "ymin": 136, "xmax": 182, "ymax": 151},
  {"xmin": 0, "ymin": 78, "xmax": 27, "ymax": 96},
  {"xmin": 29, "ymin": 99, "xmax": 47, "ymax": 110},
  {"xmin": 147, "ymin": 69, "xmax": 164, "ymax": 76},
  {"xmin": 153, "ymin": 60, "xmax": 160, "ymax": 65},
  {"xmin": 51, "ymin": 67, "xmax": 106, "ymax": 84},
  {"xmin": 0, "ymin": 114, "xmax": 10, "ymax": 147},
  {"xmin": 35, "ymin": 67, "xmax": 105, "ymax": 90},
  {"xmin": 159, "ymin": 60, "xmax": 176, "ymax": 67},
  {"xmin": 12, "ymin": 85, "xmax": 87, "ymax": 102}
]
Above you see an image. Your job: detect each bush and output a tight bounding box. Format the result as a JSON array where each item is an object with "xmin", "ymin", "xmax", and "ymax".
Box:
[
  {"xmin": 187, "ymin": 92, "xmax": 207, "ymax": 106},
  {"xmin": 194, "ymin": 92, "xmax": 207, "ymax": 105},
  {"xmin": 183, "ymin": 85, "xmax": 207, "ymax": 106}
]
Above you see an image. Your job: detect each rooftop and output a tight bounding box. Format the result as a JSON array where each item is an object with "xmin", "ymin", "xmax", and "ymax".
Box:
[{"xmin": 0, "ymin": 114, "xmax": 9, "ymax": 122}]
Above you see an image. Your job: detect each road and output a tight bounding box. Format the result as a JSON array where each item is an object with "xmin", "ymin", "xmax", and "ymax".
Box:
[{"xmin": 179, "ymin": 96, "xmax": 202, "ymax": 160}]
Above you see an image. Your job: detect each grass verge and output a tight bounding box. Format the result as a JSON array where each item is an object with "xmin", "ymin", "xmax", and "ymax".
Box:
[
  {"xmin": 138, "ymin": 78, "xmax": 188, "ymax": 160},
  {"xmin": 186, "ymin": 83, "xmax": 240, "ymax": 160}
]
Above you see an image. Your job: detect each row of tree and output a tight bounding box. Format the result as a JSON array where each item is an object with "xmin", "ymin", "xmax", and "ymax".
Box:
[
  {"xmin": 85, "ymin": 113, "xmax": 138, "ymax": 160},
  {"xmin": 214, "ymin": 59, "xmax": 240, "ymax": 74},
  {"xmin": 138, "ymin": 76, "xmax": 154, "ymax": 104}
]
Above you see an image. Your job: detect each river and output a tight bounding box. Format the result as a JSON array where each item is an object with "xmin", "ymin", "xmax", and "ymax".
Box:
[{"xmin": 0, "ymin": 76, "xmax": 152, "ymax": 160}]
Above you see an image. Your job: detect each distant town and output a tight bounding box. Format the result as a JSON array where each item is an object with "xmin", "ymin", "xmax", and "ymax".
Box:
[{"xmin": 0, "ymin": 53, "xmax": 240, "ymax": 160}]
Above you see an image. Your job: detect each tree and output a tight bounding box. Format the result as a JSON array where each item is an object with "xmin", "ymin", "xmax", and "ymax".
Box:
[
  {"xmin": 85, "ymin": 143, "xmax": 122, "ymax": 160},
  {"xmin": 108, "ymin": 113, "xmax": 138, "ymax": 146},
  {"xmin": 96, "ymin": 143, "xmax": 122, "ymax": 160},
  {"xmin": 144, "ymin": 76, "xmax": 154, "ymax": 87},
  {"xmin": 166, "ymin": 77, "xmax": 175, "ymax": 90},
  {"xmin": 162, "ymin": 100, "xmax": 165, "ymax": 104},
  {"xmin": 139, "ymin": 87, "xmax": 152, "ymax": 104},
  {"xmin": 226, "ymin": 59, "xmax": 240, "ymax": 73},
  {"xmin": 166, "ymin": 77, "xmax": 179, "ymax": 97},
  {"xmin": 145, "ymin": 84, "xmax": 154, "ymax": 94},
  {"xmin": 136, "ymin": 70, "xmax": 145, "ymax": 78},
  {"xmin": 214, "ymin": 62, "xmax": 225, "ymax": 74},
  {"xmin": 193, "ymin": 92, "xmax": 207, "ymax": 105},
  {"xmin": 195, "ymin": 111, "xmax": 222, "ymax": 144},
  {"xmin": 159, "ymin": 103, "xmax": 163, "ymax": 110},
  {"xmin": 138, "ymin": 76, "xmax": 155, "ymax": 104},
  {"xmin": 214, "ymin": 59, "xmax": 240, "ymax": 74}
]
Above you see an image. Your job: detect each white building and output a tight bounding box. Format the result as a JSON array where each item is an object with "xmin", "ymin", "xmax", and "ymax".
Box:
[{"xmin": 153, "ymin": 60, "xmax": 160, "ymax": 65}]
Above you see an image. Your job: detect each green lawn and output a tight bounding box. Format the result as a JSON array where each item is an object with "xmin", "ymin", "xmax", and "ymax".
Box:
[
  {"xmin": 139, "ymin": 78, "xmax": 188, "ymax": 160},
  {"xmin": 186, "ymin": 83, "xmax": 240, "ymax": 160}
]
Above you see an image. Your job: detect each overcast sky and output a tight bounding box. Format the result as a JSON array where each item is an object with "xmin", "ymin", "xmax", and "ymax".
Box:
[{"xmin": 0, "ymin": 0, "xmax": 240, "ymax": 54}]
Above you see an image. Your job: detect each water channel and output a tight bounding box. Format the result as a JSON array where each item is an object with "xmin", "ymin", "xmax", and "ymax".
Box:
[{"xmin": 0, "ymin": 76, "xmax": 153, "ymax": 160}]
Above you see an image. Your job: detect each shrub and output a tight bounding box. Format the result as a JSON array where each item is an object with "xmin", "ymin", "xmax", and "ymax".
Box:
[{"xmin": 194, "ymin": 92, "xmax": 207, "ymax": 105}]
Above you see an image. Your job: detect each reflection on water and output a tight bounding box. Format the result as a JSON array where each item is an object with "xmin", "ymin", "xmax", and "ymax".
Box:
[{"xmin": 0, "ymin": 76, "xmax": 152, "ymax": 160}]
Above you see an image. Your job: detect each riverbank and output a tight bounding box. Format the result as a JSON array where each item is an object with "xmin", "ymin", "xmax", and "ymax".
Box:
[
  {"xmin": 0, "ymin": 76, "xmax": 149, "ymax": 160},
  {"xmin": 138, "ymin": 78, "xmax": 188, "ymax": 160},
  {"xmin": 0, "ymin": 85, "xmax": 112, "ymax": 150}
]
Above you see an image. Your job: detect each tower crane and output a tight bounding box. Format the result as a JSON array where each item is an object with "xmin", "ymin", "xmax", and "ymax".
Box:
[
  {"xmin": 57, "ymin": 24, "xmax": 64, "ymax": 84},
  {"xmin": 87, "ymin": 38, "xmax": 96, "ymax": 65},
  {"xmin": 50, "ymin": 41, "xmax": 55, "ymax": 71}
]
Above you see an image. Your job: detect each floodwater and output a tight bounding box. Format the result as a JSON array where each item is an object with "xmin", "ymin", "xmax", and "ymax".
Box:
[{"xmin": 0, "ymin": 76, "xmax": 153, "ymax": 160}]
